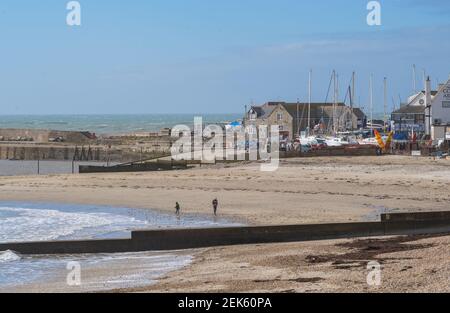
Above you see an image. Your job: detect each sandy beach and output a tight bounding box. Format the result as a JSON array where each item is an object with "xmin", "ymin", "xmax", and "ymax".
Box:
[
  {"xmin": 1, "ymin": 155, "xmax": 449, "ymax": 292},
  {"xmin": 125, "ymin": 234, "xmax": 450, "ymax": 293}
]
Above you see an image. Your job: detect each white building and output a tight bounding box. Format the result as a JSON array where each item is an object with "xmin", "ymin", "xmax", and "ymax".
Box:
[
  {"xmin": 425, "ymin": 76, "xmax": 450, "ymax": 140},
  {"xmin": 405, "ymin": 90, "xmax": 437, "ymax": 107},
  {"xmin": 392, "ymin": 87, "xmax": 437, "ymax": 137}
]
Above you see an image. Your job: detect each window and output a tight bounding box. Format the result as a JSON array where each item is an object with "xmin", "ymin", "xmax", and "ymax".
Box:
[
  {"xmin": 415, "ymin": 114, "xmax": 425, "ymax": 123},
  {"xmin": 442, "ymin": 101, "xmax": 450, "ymax": 108},
  {"xmin": 277, "ymin": 113, "xmax": 283, "ymax": 121},
  {"xmin": 247, "ymin": 126, "xmax": 256, "ymax": 134}
]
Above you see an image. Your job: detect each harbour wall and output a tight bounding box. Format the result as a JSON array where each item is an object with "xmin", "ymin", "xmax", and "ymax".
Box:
[
  {"xmin": 0, "ymin": 144, "xmax": 167, "ymax": 163},
  {"xmin": 1, "ymin": 212, "xmax": 449, "ymax": 255},
  {"xmin": 0, "ymin": 128, "xmax": 95, "ymax": 143},
  {"xmin": 0, "ymin": 128, "xmax": 173, "ymax": 162},
  {"xmin": 280, "ymin": 145, "xmax": 378, "ymax": 158}
]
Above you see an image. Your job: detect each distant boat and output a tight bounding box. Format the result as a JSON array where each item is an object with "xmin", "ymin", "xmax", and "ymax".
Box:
[
  {"xmin": 228, "ymin": 121, "xmax": 242, "ymax": 127},
  {"xmin": 325, "ymin": 137, "xmax": 349, "ymax": 147},
  {"xmin": 359, "ymin": 137, "xmax": 379, "ymax": 145},
  {"xmin": 359, "ymin": 134, "xmax": 389, "ymax": 146},
  {"xmin": 299, "ymin": 135, "xmax": 350, "ymax": 148}
]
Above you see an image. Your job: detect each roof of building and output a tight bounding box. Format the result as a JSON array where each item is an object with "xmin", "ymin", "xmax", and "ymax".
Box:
[
  {"xmin": 249, "ymin": 104, "xmax": 276, "ymax": 119},
  {"xmin": 281, "ymin": 103, "xmax": 347, "ymax": 120},
  {"xmin": 352, "ymin": 108, "xmax": 366, "ymax": 119},
  {"xmin": 426, "ymin": 90, "xmax": 438, "ymax": 96},
  {"xmin": 249, "ymin": 102, "xmax": 358, "ymax": 120},
  {"xmin": 408, "ymin": 90, "xmax": 438, "ymax": 106},
  {"xmin": 250, "ymin": 106, "xmax": 263, "ymax": 116},
  {"xmin": 392, "ymin": 105, "xmax": 426, "ymax": 114}
]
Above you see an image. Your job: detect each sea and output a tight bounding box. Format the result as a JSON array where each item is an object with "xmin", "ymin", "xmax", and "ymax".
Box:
[
  {"xmin": 0, "ymin": 202, "xmax": 240, "ymax": 292},
  {"xmin": 0, "ymin": 114, "xmax": 242, "ymax": 135}
]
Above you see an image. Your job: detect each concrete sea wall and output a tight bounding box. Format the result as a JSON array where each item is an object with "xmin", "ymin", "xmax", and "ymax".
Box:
[{"xmin": 1, "ymin": 212, "xmax": 449, "ymax": 255}]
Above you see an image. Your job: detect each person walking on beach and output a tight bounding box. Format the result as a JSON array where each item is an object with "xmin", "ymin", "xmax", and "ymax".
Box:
[
  {"xmin": 212, "ymin": 198, "xmax": 218, "ymax": 216},
  {"xmin": 175, "ymin": 202, "xmax": 180, "ymax": 216}
]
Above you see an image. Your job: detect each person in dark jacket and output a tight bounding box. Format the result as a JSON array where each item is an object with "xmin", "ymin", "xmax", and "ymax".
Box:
[
  {"xmin": 212, "ymin": 198, "xmax": 218, "ymax": 216},
  {"xmin": 175, "ymin": 202, "xmax": 180, "ymax": 216}
]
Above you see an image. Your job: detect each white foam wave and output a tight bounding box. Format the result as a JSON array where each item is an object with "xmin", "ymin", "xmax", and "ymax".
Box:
[
  {"xmin": 0, "ymin": 206, "xmax": 147, "ymax": 243},
  {"xmin": 0, "ymin": 250, "xmax": 21, "ymax": 263}
]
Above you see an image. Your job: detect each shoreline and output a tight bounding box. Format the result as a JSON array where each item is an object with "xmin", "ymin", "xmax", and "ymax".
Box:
[
  {"xmin": 0, "ymin": 202, "xmax": 239, "ymax": 293},
  {"xmin": 1, "ymin": 156, "xmax": 449, "ymax": 226},
  {"xmin": 1, "ymin": 250, "xmax": 195, "ymax": 293},
  {"xmin": 0, "ymin": 155, "xmax": 449, "ymax": 292}
]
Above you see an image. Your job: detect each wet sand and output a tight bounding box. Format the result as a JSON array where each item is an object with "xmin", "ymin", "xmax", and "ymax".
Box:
[{"xmin": 1, "ymin": 155, "xmax": 449, "ymax": 292}]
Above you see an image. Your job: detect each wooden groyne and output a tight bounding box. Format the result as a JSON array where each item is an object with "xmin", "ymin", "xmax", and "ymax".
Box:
[
  {"xmin": 79, "ymin": 159, "xmax": 187, "ymax": 173},
  {"xmin": 1, "ymin": 211, "xmax": 449, "ymax": 255}
]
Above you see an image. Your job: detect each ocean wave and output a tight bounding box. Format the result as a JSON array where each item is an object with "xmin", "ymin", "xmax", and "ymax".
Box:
[
  {"xmin": 0, "ymin": 250, "xmax": 21, "ymax": 263},
  {"xmin": 46, "ymin": 121, "xmax": 69, "ymax": 125},
  {"xmin": 0, "ymin": 206, "xmax": 147, "ymax": 243}
]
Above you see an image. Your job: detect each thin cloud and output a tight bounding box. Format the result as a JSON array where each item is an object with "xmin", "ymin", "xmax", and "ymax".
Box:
[
  {"xmin": 256, "ymin": 25, "xmax": 450, "ymax": 58},
  {"xmin": 393, "ymin": 0, "xmax": 450, "ymax": 15}
]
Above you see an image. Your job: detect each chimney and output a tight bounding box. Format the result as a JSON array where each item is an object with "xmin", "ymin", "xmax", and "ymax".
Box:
[
  {"xmin": 425, "ymin": 76, "xmax": 432, "ymax": 107},
  {"xmin": 425, "ymin": 76, "xmax": 432, "ymax": 137}
]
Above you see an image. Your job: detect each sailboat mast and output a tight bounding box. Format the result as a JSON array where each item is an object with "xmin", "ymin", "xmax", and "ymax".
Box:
[
  {"xmin": 370, "ymin": 74, "xmax": 374, "ymax": 136},
  {"xmin": 332, "ymin": 70, "xmax": 337, "ymax": 135},
  {"xmin": 422, "ymin": 69, "xmax": 426, "ymax": 91},
  {"xmin": 384, "ymin": 77, "xmax": 387, "ymax": 132},
  {"xmin": 296, "ymin": 98, "xmax": 300, "ymax": 136},
  {"xmin": 336, "ymin": 73, "xmax": 340, "ymax": 134},
  {"xmin": 351, "ymin": 71, "xmax": 355, "ymax": 130},
  {"xmin": 352, "ymin": 72, "xmax": 356, "ymax": 107},
  {"xmin": 308, "ymin": 69, "xmax": 312, "ymax": 134}
]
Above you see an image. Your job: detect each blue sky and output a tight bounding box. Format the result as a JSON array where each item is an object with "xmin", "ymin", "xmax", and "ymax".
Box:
[{"xmin": 0, "ymin": 0, "xmax": 450, "ymax": 114}]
